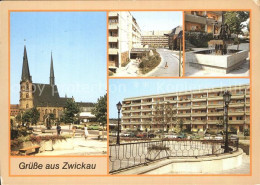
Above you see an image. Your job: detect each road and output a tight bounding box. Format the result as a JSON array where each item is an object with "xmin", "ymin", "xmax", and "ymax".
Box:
[{"xmin": 146, "ymin": 48, "xmax": 180, "ymax": 77}]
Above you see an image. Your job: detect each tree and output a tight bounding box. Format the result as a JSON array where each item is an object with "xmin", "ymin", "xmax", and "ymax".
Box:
[
  {"xmin": 49, "ymin": 113, "xmax": 55, "ymax": 125},
  {"xmin": 16, "ymin": 113, "xmax": 22, "ymax": 126},
  {"xmin": 224, "ymin": 11, "xmax": 250, "ymax": 49},
  {"xmin": 63, "ymin": 99, "xmax": 80, "ymax": 124},
  {"xmin": 22, "ymin": 110, "xmax": 31, "ymax": 127},
  {"xmin": 29, "ymin": 107, "xmax": 40, "ymax": 126},
  {"xmin": 92, "ymin": 94, "xmax": 107, "ymax": 137}
]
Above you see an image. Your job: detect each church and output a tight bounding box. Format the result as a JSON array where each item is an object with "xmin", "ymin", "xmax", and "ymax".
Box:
[{"xmin": 19, "ymin": 45, "xmax": 95, "ymax": 123}]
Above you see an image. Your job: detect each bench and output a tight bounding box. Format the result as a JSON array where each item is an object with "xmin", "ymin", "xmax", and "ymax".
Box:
[{"xmin": 19, "ymin": 145, "xmax": 40, "ymax": 155}]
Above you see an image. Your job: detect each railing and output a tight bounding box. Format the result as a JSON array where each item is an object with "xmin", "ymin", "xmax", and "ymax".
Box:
[{"xmin": 109, "ymin": 139, "xmax": 239, "ymax": 173}]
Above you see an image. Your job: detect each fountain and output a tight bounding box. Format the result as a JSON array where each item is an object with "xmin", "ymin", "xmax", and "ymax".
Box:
[{"xmin": 191, "ymin": 12, "xmax": 248, "ymax": 74}]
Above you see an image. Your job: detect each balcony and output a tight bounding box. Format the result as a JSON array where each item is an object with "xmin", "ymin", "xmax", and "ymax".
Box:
[
  {"xmin": 208, "ymin": 112, "xmax": 223, "ymax": 116},
  {"xmin": 177, "ymin": 114, "xmax": 191, "ymax": 118},
  {"xmin": 191, "ymin": 120, "xmax": 207, "ymax": 124},
  {"xmin": 109, "ymin": 12, "xmax": 118, "ymax": 17},
  {"xmin": 208, "ymin": 104, "xmax": 223, "ymax": 108},
  {"xmin": 229, "ymin": 103, "xmax": 244, "ymax": 108},
  {"xmin": 192, "ymin": 105, "xmax": 207, "ymax": 109},
  {"xmin": 229, "ymin": 120, "xmax": 245, "ymax": 125},
  {"xmin": 109, "ymin": 23, "xmax": 119, "ymax": 30},
  {"xmin": 130, "ymin": 109, "xmax": 141, "ymax": 112},
  {"xmin": 232, "ymin": 95, "xmax": 245, "ymax": 100},
  {"xmin": 178, "ymin": 106, "xmax": 191, "ymax": 110},
  {"xmin": 208, "ymin": 96, "xmax": 223, "ymax": 101},
  {"xmin": 228, "ymin": 111, "xmax": 245, "ymax": 116},
  {"xmin": 191, "ymin": 113, "xmax": 207, "ymax": 117},
  {"xmin": 109, "ymin": 48, "xmax": 118, "ymax": 55},
  {"xmin": 122, "ymin": 116, "xmax": 131, "ymax": 119},
  {"xmin": 131, "ymin": 115, "xmax": 141, "ymax": 119},
  {"xmin": 108, "ymin": 36, "xmax": 118, "ymax": 42},
  {"xmin": 185, "ymin": 14, "xmax": 207, "ymax": 25},
  {"xmin": 192, "ymin": 97, "xmax": 207, "ymax": 102}
]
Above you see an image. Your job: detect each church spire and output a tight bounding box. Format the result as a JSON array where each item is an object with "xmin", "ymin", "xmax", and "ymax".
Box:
[
  {"xmin": 50, "ymin": 52, "xmax": 55, "ymax": 86},
  {"xmin": 21, "ymin": 45, "xmax": 31, "ymax": 82}
]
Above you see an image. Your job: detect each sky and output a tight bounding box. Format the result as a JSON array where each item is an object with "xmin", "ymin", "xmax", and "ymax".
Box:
[
  {"xmin": 109, "ymin": 78, "xmax": 250, "ymax": 118},
  {"xmin": 131, "ymin": 11, "xmax": 182, "ymax": 31},
  {"xmin": 10, "ymin": 12, "xmax": 107, "ymax": 104}
]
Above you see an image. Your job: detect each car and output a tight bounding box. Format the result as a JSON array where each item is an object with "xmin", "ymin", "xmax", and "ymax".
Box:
[
  {"xmin": 204, "ymin": 134, "xmax": 213, "ymax": 140},
  {"xmin": 177, "ymin": 133, "xmax": 187, "ymax": 139},
  {"xmin": 230, "ymin": 134, "xmax": 238, "ymax": 141},
  {"xmin": 136, "ymin": 133, "xmax": 148, "ymax": 138},
  {"xmin": 215, "ymin": 134, "xmax": 223, "ymax": 140},
  {"xmin": 164, "ymin": 134, "xmax": 178, "ymax": 139},
  {"xmin": 148, "ymin": 133, "xmax": 156, "ymax": 138}
]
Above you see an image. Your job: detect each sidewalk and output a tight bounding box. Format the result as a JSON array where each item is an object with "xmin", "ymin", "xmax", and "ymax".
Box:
[
  {"xmin": 35, "ymin": 137, "xmax": 107, "ymax": 156},
  {"xmin": 113, "ymin": 59, "xmax": 141, "ymax": 77}
]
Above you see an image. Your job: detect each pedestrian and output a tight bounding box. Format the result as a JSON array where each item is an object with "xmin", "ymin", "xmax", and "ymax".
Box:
[
  {"xmin": 56, "ymin": 124, "xmax": 61, "ymax": 135},
  {"xmin": 72, "ymin": 125, "xmax": 76, "ymax": 138},
  {"xmin": 84, "ymin": 124, "xmax": 89, "ymax": 140}
]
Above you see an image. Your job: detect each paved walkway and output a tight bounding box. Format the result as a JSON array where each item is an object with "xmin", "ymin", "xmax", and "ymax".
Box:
[
  {"xmin": 35, "ymin": 137, "xmax": 107, "ymax": 156},
  {"xmin": 185, "ymin": 43, "xmax": 250, "ymax": 76},
  {"xmin": 145, "ymin": 49, "xmax": 180, "ymax": 77},
  {"xmin": 113, "ymin": 59, "xmax": 141, "ymax": 77}
]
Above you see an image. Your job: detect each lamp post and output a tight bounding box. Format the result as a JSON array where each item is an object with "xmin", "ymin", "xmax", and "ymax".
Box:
[
  {"xmin": 223, "ymin": 90, "xmax": 232, "ymax": 153},
  {"xmin": 116, "ymin": 101, "xmax": 122, "ymax": 145}
]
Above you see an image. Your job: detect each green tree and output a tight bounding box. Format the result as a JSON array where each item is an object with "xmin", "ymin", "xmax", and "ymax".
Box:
[
  {"xmin": 63, "ymin": 99, "xmax": 80, "ymax": 124},
  {"xmin": 224, "ymin": 11, "xmax": 250, "ymax": 49},
  {"xmin": 30, "ymin": 107, "xmax": 40, "ymax": 126},
  {"xmin": 92, "ymin": 94, "xmax": 107, "ymax": 134},
  {"xmin": 22, "ymin": 110, "xmax": 31, "ymax": 127},
  {"xmin": 49, "ymin": 113, "xmax": 55, "ymax": 125},
  {"xmin": 16, "ymin": 113, "xmax": 22, "ymax": 126}
]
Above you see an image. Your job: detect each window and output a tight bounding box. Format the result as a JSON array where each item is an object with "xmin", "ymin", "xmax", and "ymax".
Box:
[
  {"xmin": 229, "ymin": 117, "xmax": 232, "ymax": 120},
  {"xmin": 26, "ymin": 104, "xmax": 29, "ymax": 108},
  {"xmin": 26, "ymin": 93, "xmax": 29, "ymax": 98}
]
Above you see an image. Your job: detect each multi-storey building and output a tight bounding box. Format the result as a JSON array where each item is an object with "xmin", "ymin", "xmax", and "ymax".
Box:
[
  {"xmin": 185, "ymin": 11, "xmax": 222, "ymax": 35},
  {"xmin": 141, "ymin": 30, "xmax": 170, "ymax": 48},
  {"xmin": 164, "ymin": 26, "xmax": 183, "ymax": 50},
  {"xmin": 121, "ymin": 84, "xmax": 250, "ymax": 133},
  {"xmin": 108, "ymin": 12, "xmax": 142, "ymax": 71}
]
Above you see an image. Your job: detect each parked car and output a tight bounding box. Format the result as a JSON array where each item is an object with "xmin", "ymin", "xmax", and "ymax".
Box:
[
  {"xmin": 164, "ymin": 133, "xmax": 178, "ymax": 139},
  {"xmin": 230, "ymin": 134, "xmax": 238, "ymax": 141},
  {"xmin": 177, "ymin": 133, "xmax": 187, "ymax": 139},
  {"xmin": 204, "ymin": 134, "xmax": 214, "ymax": 140},
  {"xmin": 215, "ymin": 134, "xmax": 223, "ymax": 140},
  {"xmin": 148, "ymin": 133, "xmax": 156, "ymax": 138},
  {"xmin": 136, "ymin": 133, "xmax": 148, "ymax": 138}
]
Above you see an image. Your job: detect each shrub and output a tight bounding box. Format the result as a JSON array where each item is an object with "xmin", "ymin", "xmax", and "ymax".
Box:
[
  {"xmin": 244, "ymin": 129, "xmax": 250, "ymax": 136},
  {"xmin": 121, "ymin": 57, "xmax": 130, "ymax": 67},
  {"xmin": 139, "ymin": 50, "xmax": 161, "ymax": 74},
  {"xmin": 185, "ymin": 32, "xmax": 213, "ymax": 48}
]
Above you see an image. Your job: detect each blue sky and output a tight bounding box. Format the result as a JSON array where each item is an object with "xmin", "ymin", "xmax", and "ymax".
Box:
[
  {"xmin": 109, "ymin": 78, "xmax": 250, "ymax": 118},
  {"xmin": 10, "ymin": 12, "xmax": 107, "ymax": 104},
  {"xmin": 131, "ymin": 11, "xmax": 182, "ymax": 31}
]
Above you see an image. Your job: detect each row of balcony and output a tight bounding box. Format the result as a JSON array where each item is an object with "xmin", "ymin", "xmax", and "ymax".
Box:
[
  {"xmin": 122, "ymin": 111, "xmax": 249, "ymax": 119},
  {"xmin": 123, "ymin": 96, "xmax": 249, "ymax": 106},
  {"xmin": 122, "ymin": 120, "xmax": 250, "ymax": 125}
]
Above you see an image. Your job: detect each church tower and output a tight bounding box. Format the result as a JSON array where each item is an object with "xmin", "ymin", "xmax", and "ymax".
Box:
[
  {"xmin": 50, "ymin": 52, "xmax": 55, "ymax": 86},
  {"xmin": 19, "ymin": 45, "xmax": 34, "ymax": 111}
]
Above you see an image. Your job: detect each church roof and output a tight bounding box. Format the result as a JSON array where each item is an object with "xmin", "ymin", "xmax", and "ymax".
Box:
[
  {"xmin": 32, "ymin": 83, "xmax": 70, "ymax": 107},
  {"xmin": 21, "ymin": 46, "xmax": 32, "ymax": 82}
]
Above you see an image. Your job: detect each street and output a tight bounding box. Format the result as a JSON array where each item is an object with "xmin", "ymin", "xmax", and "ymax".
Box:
[{"xmin": 146, "ymin": 48, "xmax": 180, "ymax": 77}]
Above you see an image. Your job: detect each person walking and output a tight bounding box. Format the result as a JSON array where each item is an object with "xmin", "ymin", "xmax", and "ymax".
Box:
[
  {"xmin": 84, "ymin": 124, "xmax": 89, "ymax": 140},
  {"xmin": 56, "ymin": 124, "xmax": 61, "ymax": 135}
]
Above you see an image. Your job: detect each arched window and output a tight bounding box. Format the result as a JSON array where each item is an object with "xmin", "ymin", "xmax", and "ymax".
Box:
[
  {"xmin": 26, "ymin": 93, "xmax": 29, "ymax": 98},
  {"xmin": 26, "ymin": 82, "xmax": 29, "ymax": 90},
  {"xmin": 45, "ymin": 109, "xmax": 48, "ymax": 114},
  {"xmin": 26, "ymin": 104, "xmax": 29, "ymax": 108}
]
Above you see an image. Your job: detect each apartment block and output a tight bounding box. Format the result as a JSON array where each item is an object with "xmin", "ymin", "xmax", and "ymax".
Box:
[
  {"xmin": 121, "ymin": 84, "xmax": 250, "ymax": 133},
  {"xmin": 185, "ymin": 11, "xmax": 222, "ymax": 34},
  {"xmin": 141, "ymin": 30, "xmax": 170, "ymax": 48},
  {"xmin": 108, "ymin": 12, "xmax": 142, "ymax": 70}
]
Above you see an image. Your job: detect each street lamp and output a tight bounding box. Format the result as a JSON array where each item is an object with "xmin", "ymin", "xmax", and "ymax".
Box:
[
  {"xmin": 223, "ymin": 90, "xmax": 232, "ymax": 153},
  {"xmin": 116, "ymin": 101, "xmax": 122, "ymax": 145}
]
